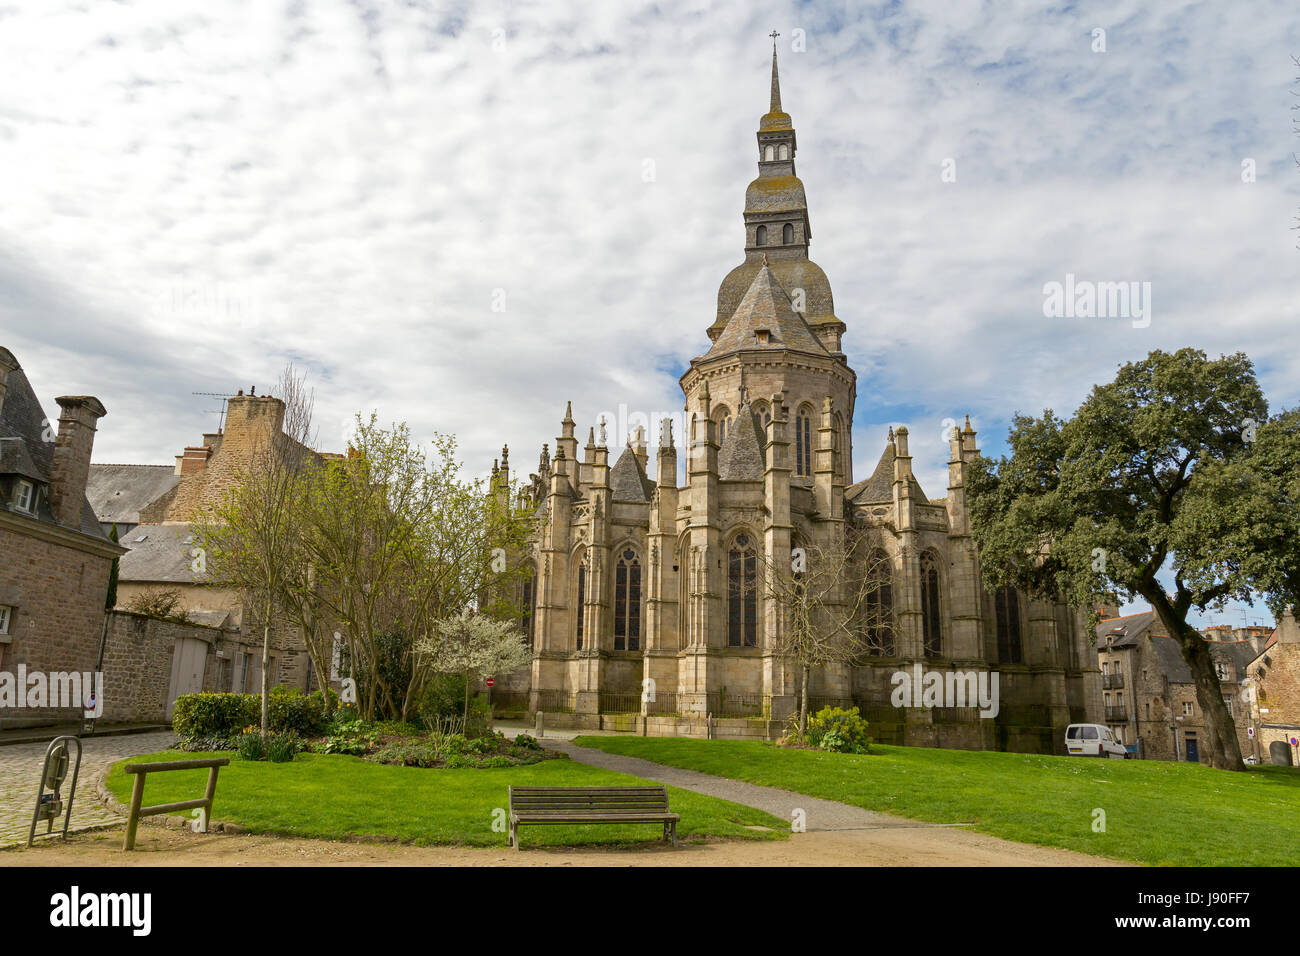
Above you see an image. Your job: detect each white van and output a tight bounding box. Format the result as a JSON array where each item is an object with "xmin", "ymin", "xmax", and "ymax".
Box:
[{"xmin": 1066, "ymin": 723, "xmax": 1128, "ymax": 758}]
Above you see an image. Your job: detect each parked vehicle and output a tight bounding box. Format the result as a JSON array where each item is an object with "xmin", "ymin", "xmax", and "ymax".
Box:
[{"xmin": 1065, "ymin": 723, "xmax": 1128, "ymax": 758}]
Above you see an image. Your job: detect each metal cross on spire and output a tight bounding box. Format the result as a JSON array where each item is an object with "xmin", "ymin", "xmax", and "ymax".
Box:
[{"xmin": 769, "ymin": 30, "xmax": 780, "ymax": 45}]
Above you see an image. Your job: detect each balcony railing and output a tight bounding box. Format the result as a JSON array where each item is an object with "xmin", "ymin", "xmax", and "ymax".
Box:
[
  {"xmin": 1104, "ymin": 705, "xmax": 1129, "ymax": 722},
  {"xmin": 1102, "ymin": 673, "xmax": 1125, "ymax": 690}
]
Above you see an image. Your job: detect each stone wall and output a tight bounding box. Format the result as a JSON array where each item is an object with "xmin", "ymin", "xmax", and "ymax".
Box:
[{"xmin": 0, "ymin": 523, "xmax": 114, "ymax": 728}]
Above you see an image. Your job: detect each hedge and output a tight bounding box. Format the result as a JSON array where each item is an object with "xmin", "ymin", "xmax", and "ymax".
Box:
[{"xmin": 172, "ymin": 687, "xmax": 335, "ymax": 740}]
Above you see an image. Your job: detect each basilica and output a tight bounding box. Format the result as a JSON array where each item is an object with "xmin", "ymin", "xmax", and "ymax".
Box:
[{"xmin": 499, "ymin": 48, "xmax": 1101, "ymax": 751}]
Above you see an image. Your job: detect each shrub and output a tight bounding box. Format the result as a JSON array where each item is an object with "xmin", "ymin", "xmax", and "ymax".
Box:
[
  {"xmin": 442, "ymin": 753, "xmax": 473, "ymax": 769},
  {"xmin": 174, "ymin": 693, "xmax": 260, "ymax": 740},
  {"xmin": 440, "ymin": 733, "xmax": 469, "ymax": 755},
  {"xmin": 372, "ymin": 744, "xmax": 439, "ymax": 768},
  {"xmin": 476, "ymin": 755, "xmax": 511, "ymax": 768},
  {"xmin": 174, "ymin": 689, "xmax": 333, "ymax": 741},
  {"xmin": 512, "ymin": 734, "xmax": 541, "ymax": 751},
  {"xmin": 176, "ymin": 734, "xmax": 237, "ymax": 752},
  {"xmin": 806, "ymin": 706, "xmax": 871, "ymax": 754}
]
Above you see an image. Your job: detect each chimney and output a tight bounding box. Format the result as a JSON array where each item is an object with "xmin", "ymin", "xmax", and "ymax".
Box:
[
  {"xmin": 1278, "ymin": 606, "xmax": 1299, "ymax": 646},
  {"xmin": 180, "ymin": 445, "xmax": 213, "ymax": 474},
  {"xmin": 0, "ymin": 348, "xmax": 17, "ymax": 417},
  {"xmin": 49, "ymin": 395, "xmax": 107, "ymax": 528}
]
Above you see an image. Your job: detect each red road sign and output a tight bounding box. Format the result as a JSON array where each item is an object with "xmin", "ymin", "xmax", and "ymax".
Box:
[{"xmin": 485, "ymin": 677, "xmax": 495, "ymax": 687}]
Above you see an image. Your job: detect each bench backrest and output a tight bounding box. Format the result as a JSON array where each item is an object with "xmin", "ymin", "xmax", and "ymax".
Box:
[{"xmin": 509, "ymin": 786, "xmax": 670, "ymax": 813}]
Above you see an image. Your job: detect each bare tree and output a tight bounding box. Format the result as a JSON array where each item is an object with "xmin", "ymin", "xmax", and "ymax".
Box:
[
  {"xmin": 761, "ymin": 524, "xmax": 900, "ymax": 740},
  {"xmin": 197, "ymin": 365, "xmax": 317, "ymax": 742}
]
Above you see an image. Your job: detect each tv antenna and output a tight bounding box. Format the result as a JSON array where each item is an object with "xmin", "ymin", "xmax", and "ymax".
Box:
[{"xmin": 192, "ymin": 391, "xmax": 238, "ymax": 432}]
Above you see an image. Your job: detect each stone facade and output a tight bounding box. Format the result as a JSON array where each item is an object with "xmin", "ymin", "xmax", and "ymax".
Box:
[
  {"xmin": 1095, "ymin": 610, "xmax": 1263, "ymax": 761},
  {"xmin": 1242, "ymin": 608, "xmax": 1300, "ymax": 765},
  {"xmin": 0, "ymin": 347, "xmax": 125, "ymax": 728},
  {"xmin": 500, "ymin": 53, "xmax": 1101, "ymax": 753},
  {"xmin": 99, "ymin": 610, "xmax": 244, "ymax": 722}
]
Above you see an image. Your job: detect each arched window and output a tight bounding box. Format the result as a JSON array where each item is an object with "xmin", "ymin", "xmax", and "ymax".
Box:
[
  {"xmin": 521, "ymin": 565, "xmax": 536, "ymax": 648},
  {"xmin": 778, "ymin": 144, "xmax": 789, "ymax": 160},
  {"xmin": 794, "ymin": 407, "xmax": 812, "ymax": 476},
  {"xmin": 782, "ymin": 222, "xmax": 794, "ymax": 244},
  {"xmin": 752, "ymin": 401, "xmax": 771, "ymax": 428},
  {"xmin": 995, "ymin": 586, "xmax": 1022, "ymax": 664},
  {"xmin": 863, "ymin": 549, "xmax": 894, "ymax": 656},
  {"xmin": 614, "ymin": 548, "xmax": 642, "ymax": 651},
  {"xmin": 728, "ymin": 534, "xmax": 758, "ymax": 647},
  {"xmin": 755, "ymin": 224, "xmax": 767, "ymax": 246},
  {"xmin": 575, "ymin": 558, "xmax": 587, "ymax": 650},
  {"xmin": 763, "ymin": 145, "xmax": 775, "ymax": 161},
  {"xmin": 833, "ymin": 411, "xmax": 846, "ymax": 481},
  {"xmin": 920, "ymin": 551, "xmax": 943, "ymax": 658}
]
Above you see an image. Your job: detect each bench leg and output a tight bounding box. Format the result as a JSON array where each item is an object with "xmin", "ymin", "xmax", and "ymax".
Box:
[
  {"xmin": 511, "ymin": 822, "xmax": 520, "ymax": 851},
  {"xmin": 668, "ymin": 820, "xmax": 678, "ymax": 848}
]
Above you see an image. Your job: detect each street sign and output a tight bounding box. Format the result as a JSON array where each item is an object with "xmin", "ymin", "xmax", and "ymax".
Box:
[
  {"xmin": 485, "ymin": 677, "xmax": 495, "ymax": 687},
  {"xmin": 1292, "ymin": 737, "xmax": 1298, "ymax": 747}
]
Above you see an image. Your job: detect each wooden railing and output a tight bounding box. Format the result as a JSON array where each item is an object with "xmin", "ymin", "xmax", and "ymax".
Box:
[{"xmin": 121, "ymin": 757, "xmax": 228, "ymax": 851}]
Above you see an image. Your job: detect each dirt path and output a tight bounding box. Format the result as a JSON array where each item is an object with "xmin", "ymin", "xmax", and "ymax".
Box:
[{"xmin": 2, "ymin": 820, "xmax": 1121, "ymax": 866}]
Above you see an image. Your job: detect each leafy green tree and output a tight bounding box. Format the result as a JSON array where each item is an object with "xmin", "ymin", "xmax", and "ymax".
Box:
[{"xmin": 969, "ymin": 348, "xmax": 1272, "ymax": 770}]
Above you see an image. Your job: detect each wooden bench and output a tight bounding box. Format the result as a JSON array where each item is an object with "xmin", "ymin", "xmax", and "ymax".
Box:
[{"xmin": 507, "ymin": 785, "xmax": 680, "ymax": 850}]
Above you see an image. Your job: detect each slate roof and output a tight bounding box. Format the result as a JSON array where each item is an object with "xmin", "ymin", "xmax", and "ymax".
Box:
[
  {"xmin": 718, "ymin": 405, "xmax": 766, "ymax": 480},
  {"xmin": 846, "ymin": 441, "xmax": 929, "ymax": 505},
  {"xmin": 609, "ymin": 447, "xmax": 655, "ymax": 503},
  {"xmin": 117, "ymin": 523, "xmax": 205, "ymax": 583},
  {"xmin": 0, "ymin": 350, "xmax": 111, "ymax": 540},
  {"xmin": 704, "ymin": 261, "xmax": 830, "ymax": 361},
  {"xmin": 1095, "ymin": 610, "xmax": 1261, "ymax": 684},
  {"xmin": 87, "ymin": 463, "xmax": 179, "ymax": 526}
]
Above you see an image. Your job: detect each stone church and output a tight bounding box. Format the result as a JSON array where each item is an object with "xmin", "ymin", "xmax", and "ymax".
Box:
[{"xmin": 501, "ymin": 48, "xmax": 1100, "ymax": 752}]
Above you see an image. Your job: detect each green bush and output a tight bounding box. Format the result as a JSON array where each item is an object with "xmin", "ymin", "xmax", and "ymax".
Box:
[
  {"xmin": 512, "ymin": 734, "xmax": 541, "ymax": 750},
  {"xmin": 174, "ymin": 688, "xmax": 334, "ymax": 741},
  {"xmin": 806, "ymin": 706, "xmax": 871, "ymax": 754},
  {"xmin": 176, "ymin": 734, "xmax": 237, "ymax": 752}
]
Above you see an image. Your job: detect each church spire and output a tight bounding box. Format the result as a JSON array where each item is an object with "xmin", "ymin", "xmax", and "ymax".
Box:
[{"xmin": 769, "ymin": 32, "xmax": 782, "ymax": 114}]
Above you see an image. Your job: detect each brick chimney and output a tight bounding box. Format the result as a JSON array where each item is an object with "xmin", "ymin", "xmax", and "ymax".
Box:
[
  {"xmin": 49, "ymin": 395, "xmax": 107, "ymax": 528},
  {"xmin": 180, "ymin": 445, "xmax": 213, "ymax": 474},
  {"xmin": 0, "ymin": 347, "xmax": 17, "ymax": 417}
]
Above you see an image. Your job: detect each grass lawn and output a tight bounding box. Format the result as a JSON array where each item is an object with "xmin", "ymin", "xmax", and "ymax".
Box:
[
  {"xmin": 572, "ymin": 736, "xmax": 1300, "ymax": 866},
  {"xmin": 105, "ymin": 750, "xmax": 787, "ymax": 849}
]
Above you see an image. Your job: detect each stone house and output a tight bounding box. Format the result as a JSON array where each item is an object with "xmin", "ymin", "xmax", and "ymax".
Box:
[
  {"xmin": 0, "ymin": 346, "xmax": 125, "ymax": 728},
  {"xmin": 499, "ymin": 51, "xmax": 1101, "ymax": 751},
  {"xmin": 1094, "ymin": 610, "xmax": 1264, "ymax": 761},
  {"xmin": 87, "ymin": 391, "xmax": 342, "ymax": 713},
  {"xmin": 1241, "ymin": 607, "xmax": 1300, "ymax": 765}
]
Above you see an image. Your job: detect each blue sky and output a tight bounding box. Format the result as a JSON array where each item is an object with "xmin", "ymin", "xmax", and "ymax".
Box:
[{"xmin": 2, "ymin": 0, "xmax": 1296, "ymax": 628}]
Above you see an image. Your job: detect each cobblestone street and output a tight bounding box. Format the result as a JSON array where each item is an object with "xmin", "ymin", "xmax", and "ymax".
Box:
[{"xmin": 0, "ymin": 732, "xmax": 176, "ymax": 848}]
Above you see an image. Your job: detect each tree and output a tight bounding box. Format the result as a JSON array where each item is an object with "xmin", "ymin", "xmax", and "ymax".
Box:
[
  {"xmin": 968, "ymin": 348, "xmax": 1273, "ymax": 770},
  {"xmin": 196, "ymin": 365, "xmax": 317, "ymax": 743},
  {"xmin": 762, "ymin": 525, "xmax": 899, "ymax": 740},
  {"xmin": 1173, "ymin": 408, "xmax": 1300, "ymax": 618},
  {"xmin": 289, "ymin": 418, "xmax": 533, "ymax": 720},
  {"xmin": 415, "ymin": 609, "xmax": 532, "ymax": 724}
]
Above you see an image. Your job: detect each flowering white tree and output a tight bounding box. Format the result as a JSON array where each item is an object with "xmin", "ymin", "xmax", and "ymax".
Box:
[{"xmin": 416, "ymin": 609, "xmax": 532, "ymax": 723}]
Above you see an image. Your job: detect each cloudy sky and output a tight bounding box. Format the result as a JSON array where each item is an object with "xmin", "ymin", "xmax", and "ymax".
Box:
[{"xmin": 3, "ymin": 0, "xmax": 1297, "ymax": 626}]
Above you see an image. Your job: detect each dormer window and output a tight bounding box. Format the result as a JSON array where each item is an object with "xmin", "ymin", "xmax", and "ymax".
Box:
[
  {"xmin": 13, "ymin": 480, "xmax": 35, "ymax": 514},
  {"xmin": 755, "ymin": 328, "xmax": 771, "ymax": 346},
  {"xmin": 755, "ymin": 225, "xmax": 767, "ymax": 246}
]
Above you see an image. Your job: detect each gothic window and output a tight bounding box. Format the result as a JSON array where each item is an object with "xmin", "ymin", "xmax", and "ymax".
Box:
[
  {"xmin": 614, "ymin": 548, "xmax": 642, "ymax": 651},
  {"xmin": 575, "ymin": 559, "xmax": 587, "ymax": 650},
  {"xmin": 782, "ymin": 222, "xmax": 794, "ymax": 244},
  {"xmin": 995, "ymin": 586, "xmax": 1022, "ymax": 664},
  {"xmin": 778, "ymin": 144, "xmax": 789, "ymax": 160},
  {"xmin": 756, "ymin": 224, "xmax": 768, "ymax": 246},
  {"xmin": 521, "ymin": 566, "xmax": 536, "ymax": 648},
  {"xmin": 764, "ymin": 144, "xmax": 775, "ymax": 161},
  {"xmin": 920, "ymin": 551, "xmax": 943, "ymax": 658},
  {"xmin": 863, "ymin": 549, "xmax": 894, "ymax": 656},
  {"xmin": 728, "ymin": 534, "xmax": 758, "ymax": 648},
  {"xmin": 794, "ymin": 407, "xmax": 812, "ymax": 476},
  {"xmin": 833, "ymin": 411, "xmax": 846, "ymax": 481}
]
